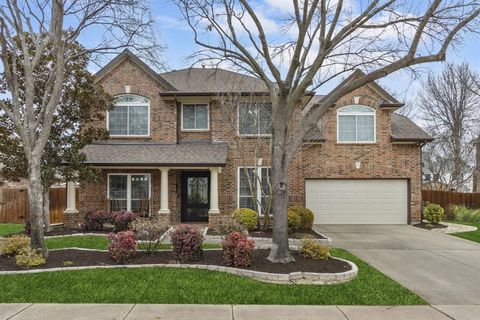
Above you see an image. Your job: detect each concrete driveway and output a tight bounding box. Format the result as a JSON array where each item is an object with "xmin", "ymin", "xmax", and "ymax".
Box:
[{"xmin": 314, "ymin": 224, "xmax": 480, "ymax": 305}]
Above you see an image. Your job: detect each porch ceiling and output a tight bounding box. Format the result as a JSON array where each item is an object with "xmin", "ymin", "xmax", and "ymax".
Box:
[{"xmin": 82, "ymin": 141, "xmax": 228, "ymax": 167}]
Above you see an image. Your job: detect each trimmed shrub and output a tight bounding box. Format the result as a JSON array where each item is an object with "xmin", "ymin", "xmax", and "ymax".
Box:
[
  {"xmin": 289, "ymin": 206, "xmax": 314, "ymax": 229},
  {"xmin": 232, "ymin": 208, "xmax": 258, "ymax": 231},
  {"xmin": 130, "ymin": 218, "xmax": 169, "ymax": 253},
  {"xmin": 1, "ymin": 235, "xmax": 29, "ymax": 256},
  {"xmin": 113, "ymin": 211, "xmax": 137, "ymax": 232},
  {"xmin": 107, "ymin": 231, "xmax": 137, "ymax": 263},
  {"xmin": 84, "ymin": 210, "xmax": 113, "ymax": 231},
  {"xmin": 300, "ymin": 238, "xmax": 330, "ymax": 260},
  {"xmin": 287, "ymin": 208, "xmax": 302, "ymax": 233},
  {"xmin": 222, "ymin": 232, "xmax": 255, "ymax": 268},
  {"xmin": 217, "ymin": 215, "xmax": 247, "ymax": 235},
  {"xmin": 15, "ymin": 247, "xmax": 45, "ymax": 269},
  {"xmin": 453, "ymin": 205, "xmax": 480, "ymax": 223},
  {"xmin": 423, "ymin": 203, "xmax": 445, "ymax": 225},
  {"xmin": 170, "ymin": 225, "xmax": 204, "ymax": 263},
  {"xmin": 15, "ymin": 247, "xmax": 46, "ymax": 269}
]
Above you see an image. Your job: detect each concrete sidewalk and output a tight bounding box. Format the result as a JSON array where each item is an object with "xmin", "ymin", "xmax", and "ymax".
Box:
[{"xmin": 2, "ymin": 304, "xmax": 480, "ymax": 320}]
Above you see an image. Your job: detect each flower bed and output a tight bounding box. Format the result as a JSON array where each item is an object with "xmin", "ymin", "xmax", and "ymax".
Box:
[{"xmin": 0, "ymin": 248, "xmax": 357, "ymax": 285}]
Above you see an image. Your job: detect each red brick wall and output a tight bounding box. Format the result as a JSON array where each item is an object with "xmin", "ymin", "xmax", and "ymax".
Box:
[{"xmin": 70, "ymin": 60, "xmax": 424, "ymax": 228}]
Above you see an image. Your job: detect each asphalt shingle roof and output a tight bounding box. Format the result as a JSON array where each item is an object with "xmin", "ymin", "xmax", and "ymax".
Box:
[
  {"xmin": 391, "ymin": 113, "xmax": 433, "ymax": 142},
  {"xmin": 83, "ymin": 141, "xmax": 229, "ymax": 166},
  {"xmin": 160, "ymin": 68, "xmax": 268, "ymax": 94}
]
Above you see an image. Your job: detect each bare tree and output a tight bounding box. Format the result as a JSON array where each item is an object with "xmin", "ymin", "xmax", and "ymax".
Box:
[
  {"xmin": 420, "ymin": 63, "xmax": 480, "ymax": 191},
  {"xmin": 0, "ymin": 0, "xmax": 162, "ymax": 253},
  {"xmin": 175, "ymin": 0, "xmax": 480, "ymax": 262}
]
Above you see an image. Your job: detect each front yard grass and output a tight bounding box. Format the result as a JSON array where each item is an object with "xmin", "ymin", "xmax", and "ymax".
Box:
[
  {"xmin": 0, "ymin": 248, "xmax": 425, "ymax": 305},
  {"xmin": 448, "ymin": 221, "xmax": 480, "ymax": 243},
  {"xmin": 0, "ymin": 224, "xmax": 23, "ymax": 237}
]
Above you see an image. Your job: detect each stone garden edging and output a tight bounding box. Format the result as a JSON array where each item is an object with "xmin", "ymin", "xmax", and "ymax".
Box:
[
  {"xmin": 0, "ymin": 256, "xmax": 358, "ymax": 285},
  {"xmin": 204, "ymin": 228, "xmax": 332, "ymax": 244}
]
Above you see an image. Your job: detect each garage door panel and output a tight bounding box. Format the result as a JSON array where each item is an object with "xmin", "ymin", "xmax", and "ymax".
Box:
[{"xmin": 306, "ymin": 179, "xmax": 408, "ymax": 224}]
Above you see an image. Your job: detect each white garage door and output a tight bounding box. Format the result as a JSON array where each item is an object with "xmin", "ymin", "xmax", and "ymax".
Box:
[{"xmin": 306, "ymin": 179, "xmax": 408, "ymax": 224}]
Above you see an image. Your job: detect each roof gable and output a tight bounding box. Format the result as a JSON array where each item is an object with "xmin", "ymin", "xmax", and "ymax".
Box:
[{"xmin": 94, "ymin": 49, "xmax": 176, "ymax": 90}]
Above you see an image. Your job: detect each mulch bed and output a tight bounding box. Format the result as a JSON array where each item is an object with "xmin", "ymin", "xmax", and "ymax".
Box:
[
  {"xmin": 0, "ymin": 249, "xmax": 350, "ymax": 274},
  {"xmin": 413, "ymin": 222, "xmax": 448, "ymax": 230},
  {"xmin": 206, "ymin": 228, "xmax": 326, "ymax": 240}
]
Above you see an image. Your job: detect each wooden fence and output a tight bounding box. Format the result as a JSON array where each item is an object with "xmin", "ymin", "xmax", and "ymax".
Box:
[
  {"xmin": 0, "ymin": 187, "xmax": 79, "ymax": 224},
  {"xmin": 422, "ymin": 190, "xmax": 480, "ymax": 217}
]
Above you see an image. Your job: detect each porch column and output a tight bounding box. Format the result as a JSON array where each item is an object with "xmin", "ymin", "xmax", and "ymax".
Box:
[
  {"xmin": 64, "ymin": 181, "xmax": 78, "ymax": 214},
  {"xmin": 158, "ymin": 168, "xmax": 170, "ymax": 214},
  {"xmin": 209, "ymin": 168, "xmax": 220, "ymax": 214}
]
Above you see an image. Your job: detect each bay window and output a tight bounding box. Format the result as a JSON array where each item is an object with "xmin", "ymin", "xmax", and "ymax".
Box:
[{"xmin": 108, "ymin": 174, "xmax": 151, "ymax": 214}]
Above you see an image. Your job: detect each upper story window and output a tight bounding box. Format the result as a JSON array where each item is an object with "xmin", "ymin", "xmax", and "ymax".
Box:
[
  {"xmin": 337, "ymin": 105, "xmax": 376, "ymax": 143},
  {"xmin": 108, "ymin": 94, "xmax": 150, "ymax": 136},
  {"xmin": 181, "ymin": 104, "xmax": 209, "ymax": 130},
  {"xmin": 238, "ymin": 102, "xmax": 272, "ymax": 136}
]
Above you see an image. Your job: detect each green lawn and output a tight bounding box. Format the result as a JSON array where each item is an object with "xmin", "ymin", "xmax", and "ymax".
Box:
[
  {"xmin": 45, "ymin": 235, "xmax": 221, "ymax": 250},
  {"xmin": 448, "ymin": 222, "xmax": 480, "ymax": 243},
  {"xmin": 0, "ymin": 224, "xmax": 23, "ymax": 237},
  {"xmin": 0, "ymin": 248, "xmax": 425, "ymax": 305}
]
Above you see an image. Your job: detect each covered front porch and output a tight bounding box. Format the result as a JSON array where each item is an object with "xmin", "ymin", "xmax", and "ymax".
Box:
[{"xmin": 64, "ymin": 141, "xmax": 228, "ymax": 228}]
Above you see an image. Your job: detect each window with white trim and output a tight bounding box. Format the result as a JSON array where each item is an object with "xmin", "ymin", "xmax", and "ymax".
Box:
[
  {"xmin": 182, "ymin": 104, "xmax": 209, "ymax": 130},
  {"xmin": 238, "ymin": 102, "xmax": 272, "ymax": 135},
  {"xmin": 108, "ymin": 94, "xmax": 150, "ymax": 136},
  {"xmin": 238, "ymin": 167, "xmax": 270, "ymax": 215},
  {"xmin": 108, "ymin": 174, "xmax": 151, "ymax": 214},
  {"xmin": 337, "ymin": 105, "xmax": 376, "ymax": 143}
]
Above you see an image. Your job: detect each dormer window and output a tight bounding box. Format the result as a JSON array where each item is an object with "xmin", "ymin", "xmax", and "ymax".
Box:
[
  {"xmin": 108, "ymin": 94, "xmax": 150, "ymax": 136},
  {"xmin": 337, "ymin": 105, "xmax": 376, "ymax": 143}
]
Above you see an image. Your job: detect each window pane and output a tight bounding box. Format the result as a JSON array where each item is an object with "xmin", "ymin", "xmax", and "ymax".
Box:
[
  {"xmin": 109, "ymin": 106, "xmax": 128, "ymax": 135},
  {"xmin": 195, "ymin": 105, "xmax": 208, "ymax": 129},
  {"xmin": 238, "ymin": 105, "xmax": 255, "ymax": 134},
  {"xmin": 338, "ymin": 105, "xmax": 374, "ymax": 113},
  {"xmin": 131, "ymin": 175, "xmax": 150, "ymax": 199},
  {"xmin": 260, "ymin": 168, "xmax": 270, "ymax": 215},
  {"xmin": 238, "ymin": 103, "xmax": 272, "ymax": 135},
  {"xmin": 109, "ymin": 175, "xmax": 128, "ymax": 199},
  {"xmin": 239, "ymin": 168, "xmax": 255, "ymax": 210},
  {"xmin": 183, "ymin": 105, "xmax": 196, "ymax": 129},
  {"xmin": 129, "ymin": 106, "xmax": 148, "ymax": 135},
  {"xmin": 259, "ymin": 103, "xmax": 272, "ymax": 134},
  {"xmin": 356, "ymin": 115, "xmax": 375, "ymax": 141},
  {"xmin": 338, "ymin": 115, "xmax": 356, "ymax": 141}
]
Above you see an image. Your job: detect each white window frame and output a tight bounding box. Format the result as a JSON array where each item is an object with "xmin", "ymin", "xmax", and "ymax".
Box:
[
  {"xmin": 336, "ymin": 105, "xmax": 376, "ymax": 144},
  {"xmin": 237, "ymin": 166, "xmax": 271, "ymax": 216},
  {"xmin": 107, "ymin": 173, "xmax": 152, "ymax": 214},
  {"xmin": 181, "ymin": 103, "xmax": 210, "ymax": 131},
  {"xmin": 107, "ymin": 94, "xmax": 150, "ymax": 137},
  {"xmin": 237, "ymin": 102, "xmax": 272, "ymax": 137}
]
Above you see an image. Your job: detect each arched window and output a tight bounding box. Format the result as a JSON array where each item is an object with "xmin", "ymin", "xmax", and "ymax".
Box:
[
  {"xmin": 108, "ymin": 94, "xmax": 150, "ymax": 136},
  {"xmin": 337, "ymin": 105, "xmax": 376, "ymax": 143}
]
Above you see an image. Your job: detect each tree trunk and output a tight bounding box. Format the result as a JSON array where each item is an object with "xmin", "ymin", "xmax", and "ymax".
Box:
[
  {"xmin": 27, "ymin": 158, "xmax": 46, "ymax": 254},
  {"xmin": 267, "ymin": 96, "xmax": 295, "ymax": 263},
  {"xmin": 43, "ymin": 187, "xmax": 51, "ymax": 232}
]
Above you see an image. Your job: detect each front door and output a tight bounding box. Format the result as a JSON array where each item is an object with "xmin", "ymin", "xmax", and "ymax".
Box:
[{"xmin": 181, "ymin": 171, "xmax": 210, "ymax": 222}]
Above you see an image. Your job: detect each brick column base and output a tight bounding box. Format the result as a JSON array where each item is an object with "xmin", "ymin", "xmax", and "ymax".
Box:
[
  {"xmin": 208, "ymin": 212, "xmax": 222, "ymax": 229},
  {"xmin": 158, "ymin": 211, "xmax": 171, "ymax": 226},
  {"xmin": 64, "ymin": 210, "xmax": 84, "ymax": 230}
]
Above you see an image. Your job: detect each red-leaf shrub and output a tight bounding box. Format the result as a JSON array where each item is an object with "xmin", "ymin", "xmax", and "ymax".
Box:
[
  {"xmin": 113, "ymin": 211, "xmax": 137, "ymax": 232},
  {"xmin": 222, "ymin": 232, "xmax": 255, "ymax": 268},
  {"xmin": 170, "ymin": 225, "xmax": 204, "ymax": 263},
  {"xmin": 107, "ymin": 231, "xmax": 137, "ymax": 263},
  {"xmin": 85, "ymin": 210, "xmax": 113, "ymax": 231}
]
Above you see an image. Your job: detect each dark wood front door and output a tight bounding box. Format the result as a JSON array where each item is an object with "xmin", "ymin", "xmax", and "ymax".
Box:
[{"xmin": 181, "ymin": 171, "xmax": 210, "ymax": 222}]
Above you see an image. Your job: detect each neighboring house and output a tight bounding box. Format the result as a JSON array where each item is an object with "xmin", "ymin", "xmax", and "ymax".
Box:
[{"xmin": 63, "ymin": 50, "xmax": 433, "ymax": 228}]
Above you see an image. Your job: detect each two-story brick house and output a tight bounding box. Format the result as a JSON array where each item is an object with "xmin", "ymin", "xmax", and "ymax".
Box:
[{"xmin": 63, "ymin": 50, "xmax": 432, "ymax": 228}]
